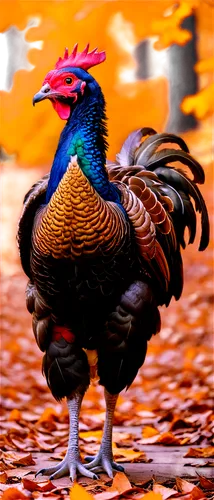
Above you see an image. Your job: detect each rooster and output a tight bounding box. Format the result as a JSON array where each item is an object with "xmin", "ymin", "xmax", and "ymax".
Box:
[{"xmin": 17, "ymin": 44, "xmax": 209, "ymax": 482}]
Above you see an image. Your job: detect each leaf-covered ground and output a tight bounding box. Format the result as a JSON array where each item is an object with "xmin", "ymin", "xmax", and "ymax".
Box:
[{"xmin": 0, "ymin": 122, "xmax": 213, "ymax": 498}]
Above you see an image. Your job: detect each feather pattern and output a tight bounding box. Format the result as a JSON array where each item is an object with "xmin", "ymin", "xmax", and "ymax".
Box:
[
  {"xmin": 133, "ymin": 133, "xmax": 189, "ymax": 166},
  {"xmin": 138, "ymin": 148, "xmax": 205, "ymax": 184},
  {"xmin": 153, "ymin": 166, "xmax": 209, "ymax": 251},
  {"xmin": 17, "ymin": 174, "xmax": 49, "ymax": 278},
  {"xmin": 116, "ymin": 129, "xmax": 143, "ymax": 166},
  {"xmin": 107, "ymin": 128, "xmax": 209, "ymax": 304}
]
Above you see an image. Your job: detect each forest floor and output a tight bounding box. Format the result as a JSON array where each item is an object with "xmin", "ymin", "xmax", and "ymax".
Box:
[{"xmin": 0, "ymin": 122, "xmax": 214, "ymax": 499}]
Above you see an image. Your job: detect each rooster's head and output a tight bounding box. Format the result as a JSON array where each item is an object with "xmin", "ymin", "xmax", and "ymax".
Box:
[{"xmin": 33, "ymin": 44, "xmax": 106, "ymax": 120}]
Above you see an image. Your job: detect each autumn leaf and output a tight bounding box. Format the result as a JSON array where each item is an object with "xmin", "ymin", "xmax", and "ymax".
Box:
[
  {"xmin": 184, "ymin": 447, "xmax": 214, "ymax": 458},
  {"xmin": 70, "ymin": 483, "xmax": 94, "ymax": 500},
  {"xmin": 79, "ymin": 430, "xmax": 103, "ymax": 442},
  {"xmin": 152, "ymin": 1, "xmax": 198, "ymax": 50},
  {"xmin": 157, "ymin": 432, "xmax": 182, "ymax": 445},
  {"xmin": 12, "ymin": 453, "xmax": 35, "ymax": 466},
  {"xmin": 110, "ymin": 472, "xmax": 132, "ymax": 494},
  {"xmin": 0, "ymin": 471, "xmax": 8, "ymax": 483},
  {"xmin": 181, "ymin": 83, "xmax": 214, "ymax": 120},
  {"xmin": 195, "ymin": 57, "xmax": 214, "ymax": 74},
  {"xmin": 22, "ymin": 478, "xmax": 56, "ymax": 492},
  {"xmin": 153, "ymin": 484, "xmax": 179, "ymax": 500},
  {"xmin": 196, "ymin": 474, "xmax": 214, "ymax": 490},
  {"xmin": 94, "ymin": 493, "xmax": 120, "ymax": 500},
  {"xmin": 113, "ymin": 447, "xmax": 149, "ymax": 463},
  {"xmin": 36, "ymin": 407, "xmax": 58, "ymax": 425},
  {"xmin": 176, "ymin": 478, "xmax": 205, "ymax": 499},
  {"xmin": 0, "ymin": 462, "xmax": 7, "ymax": 472},
  {"xmin": 1, "ymin": 488, "xmax": 29, "ymax": 500},
  {"xmin": 8, "ymin": 410, "xmax": 22, "ymax": 422},
  {"xmin": 142, "ymin": 426, "xmax": 159, "ymax": 438},
  {"xmin": 140, "ymin": 492, "xmax": 163, "ymax": 500}
]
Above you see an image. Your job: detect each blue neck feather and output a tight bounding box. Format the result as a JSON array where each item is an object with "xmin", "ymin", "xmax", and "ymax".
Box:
[{"xmin": 46, "ymin": 78, "xmax": 120, "ymax": 204}]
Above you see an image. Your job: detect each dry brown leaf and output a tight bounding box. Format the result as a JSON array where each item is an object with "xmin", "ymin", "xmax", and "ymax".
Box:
[
  {"xmin": 157, "ymin": 432, "xmax": 182, "ymax": 445},
  {"xmin": 110, "ymin": 472, "xmax": 132, "ymax": 494},
  {"xmin": 94, "ymin": 493, "xmax": 119, "ymax": 500},
  {"xmin": 142, "ymin": 426, "xmax": 159, "ymax": 438},
  {"xmin": 79, "ymin": 430, "xmax": 103, "ymax": 442},
  {"xmin": 196, "ymin": 474, "xmax": 214, "ymax": 490},
  {"xmin": 70, "ymin": 483, "xmax": 94, "ymax": 500},
  {"xmin": 1, "ymin": 452, "xmax": 24, "ymax": 466},
  {"xmin": 113, "ymin": 447, "xmax": 149, "ymax": 463},
  {"xmin": 137, "ymin": 436, "xmax": 160, "ymax": 445},
  {"xmin": 184, "ymin": 447, "xmax": 214, "ymax": 458},
  {"xmin": 153, "ymin": 484, "xmax": 179, "ymax": 500},
  {"xmin": 139, "ymin": 492, "xmax": 163, "ymax": 500},
  {"xmin": 176, "ymin": 478, "xmax": 205, "ymax": 499},
  {"xmin": 12, "ymin": 453, "xmax": 35, "ymax": 466},
  {"xmin": 2, "ymin": 488, "xmax": 29, "ymax": 500},
  {"xmin": 0, "ymin": 462, "xmax": 8, "ymax": 472},
  {"xmin": 0, "ymin": 471, "xmax": 8, "ymax": 484},
  {"xmin": 22, "ymin": 478, "xmax": 56, "ymax": 492},
  {"xmin": 8, "ymin": 410, "xmax": 22, "ymax": 422},
  {"xmin": 36, "ymin": 408, "xmax": 58, "ymax": 426}
]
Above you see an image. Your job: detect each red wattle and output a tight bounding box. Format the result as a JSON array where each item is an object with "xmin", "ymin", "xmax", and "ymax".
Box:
[
  {"xmin": 52, "ymin": 100, "xmax": 71, "ymax": 120},
  {"xmin": 52, "ymin": 325, "xmax": 75, "ymax": 343}
]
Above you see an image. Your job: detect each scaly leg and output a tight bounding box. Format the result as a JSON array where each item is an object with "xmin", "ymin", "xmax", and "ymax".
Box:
[
  {"xmin": 85, "ymin": 389, "xmax": 124, "ymax": 478},
  {"xmin": 36, "ymin": 393, "xmax": 98, "ymax": 481}
]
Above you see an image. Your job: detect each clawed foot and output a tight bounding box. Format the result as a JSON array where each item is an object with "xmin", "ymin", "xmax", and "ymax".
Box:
[
  {"xmin": 35, "ymin": 455, "xmax": 98, "ymax": 482},
  {"xmin": 85, "ymin": 452, "xmax": 124, "ymax": 479}
]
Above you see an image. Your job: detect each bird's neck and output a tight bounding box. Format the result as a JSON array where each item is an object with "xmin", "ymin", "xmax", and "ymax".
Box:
[{"xmin": 46, "ymin": 86, "xmax": 120, "ymax": 203}]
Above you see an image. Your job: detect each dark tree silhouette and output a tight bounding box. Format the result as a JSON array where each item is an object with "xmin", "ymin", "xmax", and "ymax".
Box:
[
  {"xmin": 166, "ymin": 14, "xmax": 198, "ymax": 132},
  {"xmin": 135, "ymin": 14, "xmax": 198, "ymax": 133}
]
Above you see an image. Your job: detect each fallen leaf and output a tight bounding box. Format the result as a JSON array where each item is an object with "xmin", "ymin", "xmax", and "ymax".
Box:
[
  {"xmin": 196, "ymin": 474, "xmax": 214, "ymax": 489},
  {"xmin": 8, "ymin": 410, "xmax": 22, "ymax": 422},
  {"xmin": 94, "ymin": 493, "xmax": 119, "ymax": 500},
  {"xmin": 79, "ymin": 430, "xmax": 103, "ymax": 442},
  {"xmin": 12, "ymin": 453, "xmax": 35, "ymax": 466},
  {"xmin": 70, "ymin": 483, "xmax": 94, "ymax": 500},
  {"xmin": 137, "ymin": 435, "xmax": 160, "ymax": 445},
  {"xmin": 110, "ymin": 472, "xmax": 132, "ymax": 494},
  {"xmin": 2, "ymin": 488, "xmax": 29, "ymax": 499},
  {"xmin": 36, "ymin": 408, "xmax": 58, "ymax": 426},
  {"xmin": 176, "ymin": 478, "xmax": 205, "ymax": 499},
  {"xmin": 113, "ymin": 447, "xmax": 149, "ymax": 463},
  {"xmin": 157, "ymin": 432, "xmax": 182, "ymax": 445},
  {"xmin": 0, "ymin": 460, "xmax": 6, "ymax": 472},
  {"xmin": 184, "ymin": 447, "xmax": 214, "ymax": 458},
  {"xmin": 0, "ymin": 471, "xmax": 8, "ymax": 484},
  {"xmin": 142, "ymin": 426, "xmax": 159, "ymax": 438},
  {"xmin": 153, "ymin": 484, "xmax": 179, "ymax": 500},
  {"xmin": 140, "ymin": 492, "xmax": 163, "ymax": 500},
  {"xmin": 22, "ymin": 478, "xmax": 56, "ymax": 492}
]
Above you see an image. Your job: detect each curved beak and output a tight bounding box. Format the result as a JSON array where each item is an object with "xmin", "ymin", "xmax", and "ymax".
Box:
[{"xmin": 33, "ymin": 84, "xmax": 52, "ymax": 106}]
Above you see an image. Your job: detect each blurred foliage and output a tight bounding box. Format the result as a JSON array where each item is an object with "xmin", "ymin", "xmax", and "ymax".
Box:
[
  {"xmin": 152, "ymin": 1, "xmax": 200, "ymax": 49},
  {"xmin": 182, "ymin": 57, "xmax": 214, "ymax": 119},
  {"xmin": 0, "ymin": 0, "xmax": 213, "ymax": 166}
]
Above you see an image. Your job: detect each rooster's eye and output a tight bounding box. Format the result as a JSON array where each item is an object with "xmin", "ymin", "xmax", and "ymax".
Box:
[{"xmin": 65, "ymin": 77, "xmax": 73, "ymax": 85}]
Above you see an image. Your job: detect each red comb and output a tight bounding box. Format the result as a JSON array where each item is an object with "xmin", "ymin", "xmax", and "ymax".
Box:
[{"xmin": 55, "ymin": 43, "xmax": 106, "ymax": 71}]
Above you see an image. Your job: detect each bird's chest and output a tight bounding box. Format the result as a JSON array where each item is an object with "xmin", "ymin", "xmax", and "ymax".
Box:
[{"xmin": 31, "ymin": 245, "xmax": 135, "ymax": 347}]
